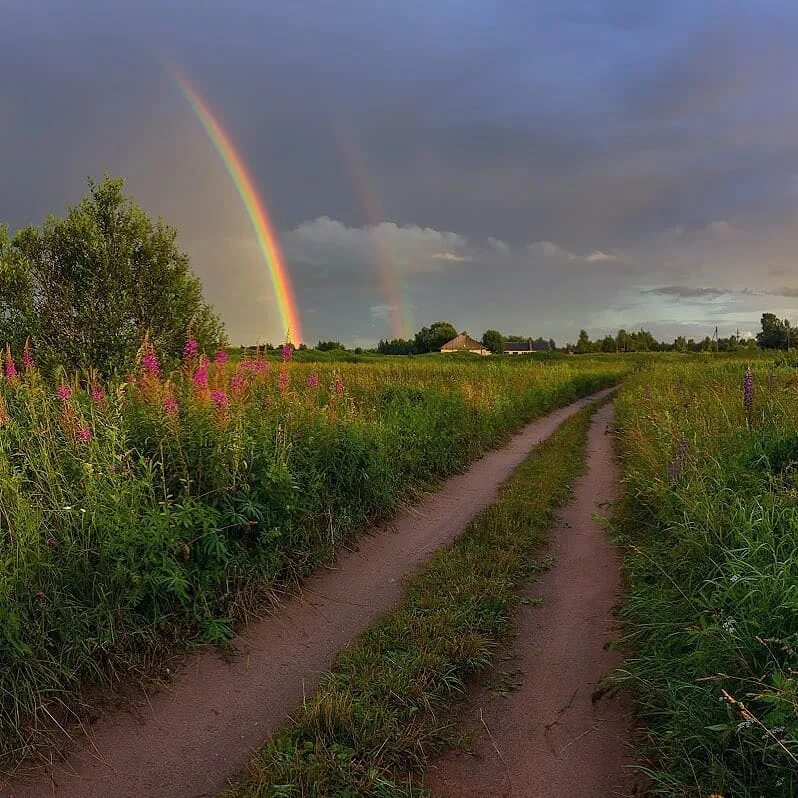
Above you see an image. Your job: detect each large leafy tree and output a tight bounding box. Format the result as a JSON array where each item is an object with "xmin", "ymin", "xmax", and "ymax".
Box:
[
  {"xmin": 756, "ymin": 313, "xmax": 797, "ymax": 350},
  {"xmin": 481, "ymin": 329, "xmax": 505, "ymax": 354},
  {"xmin": 414, "ymin": 321, "xmax": 458, "ymax": 353},
  {"xmin": 1, "ymin": 176, "xmax": 224, "ymax": 375}
]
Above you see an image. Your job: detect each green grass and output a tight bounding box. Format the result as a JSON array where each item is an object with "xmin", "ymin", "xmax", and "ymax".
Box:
[
  {"xmin": 225, "ymin": 401, "xmax": 598, "ymax": 797},
  {"xmin": 0, "ymin": 353, "xmax": 625, "ymax": 769},
  {"xmin": 613, "ymin": 358, "xmax": 798, "ymax": 796}
]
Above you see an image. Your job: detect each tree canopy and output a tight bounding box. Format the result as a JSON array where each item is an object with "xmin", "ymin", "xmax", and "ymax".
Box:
[
  {"xmin": 414, "ymin": 321, "xmax": 458, "ymax": 353},
  {"xmin": 482, "ymin": 329, "xmax": 505, "ymax": 354},
  {"xmin": 0, "ymin": 176, "xmax": 224, "ymax": 375}
]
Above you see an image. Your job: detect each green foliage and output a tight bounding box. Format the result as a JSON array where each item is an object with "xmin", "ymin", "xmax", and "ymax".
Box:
[
  {"xmin": 0, "ymin": 354, "xmax": 625, "ymax": 766},
  {"xmin": 317, "ymin": 340, "xmax": 346, "ymax": 351},
  {"xmin": 413, "ymin": 322, "xmax": 458, "ymax": 354},
  {"xmin": 377, "ymin": 338, "xmax": 416, "ymax": 355},
  {"xmin": 481, "ymin": 329, "xmax": 505, "ymax": 354},
  {"xmin": 225, "ymin": 404, "xmax": 596, "ymax": 797},
  {"xmin": 613, "ymin": 359, "xmax": 798, "ymax": 796},
  {"xmin": 756, "ymin": 312, "xmax": 798, "ymax": 350},
  {"xmin": 1, "ymin": 176, "xmax": 224, "ymax": 376}
]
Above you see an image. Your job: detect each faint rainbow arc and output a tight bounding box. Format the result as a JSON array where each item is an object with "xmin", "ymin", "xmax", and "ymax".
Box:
[
  {"xmin": 334, "ymin": 125, "xmax": 413, "ymax": 340},
  {"xmin": 172, "ymin": 68, "xmax": 303, "ymax": 344}
]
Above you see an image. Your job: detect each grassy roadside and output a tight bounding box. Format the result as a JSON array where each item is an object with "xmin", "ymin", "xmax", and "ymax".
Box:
[{"xmin": 225, "ymin": 402, "xmax": 600, "ymax": 797}]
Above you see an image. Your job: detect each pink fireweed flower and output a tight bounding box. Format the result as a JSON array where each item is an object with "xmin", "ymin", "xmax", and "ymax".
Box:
[
  {"xmin": 333, "ymin": 376, "xmax": 345, "ymax": 397},
  {"xmin": 306, "ymin": 373, "xmax": 319, "ymax": 389},
  {"xmin": 22, "ymin": 339, "xmax": 35, "ymax": 371},
  {"xmin": 90, "ymin": 386, "xmax": 104, "ymax": 404},
  {"xmin": 140, "ymin": 351, "xmax": 160, "ymax": 376},
  {"xmin": 163, "ymin": 395, "xmax": 179, "ymax": 416},
  {"xmin": 56, "ymin": 384, "xmax": 72, "ymax": 402},
  {"xmin": 278, "ymin": 371, "xmax": 290, "ymax": 391},
  {"xmin": 210, "ymin": 389, "xmax": 229, "ymax": 409},
  {"xmin": 280, "ymin": 344, "xmax": 293, "ymax": 362},
  {"xmin": 193, "ymin": 356, "xmax": 209, "ymax": 390},
  {"xmin": 4, "ymin": 347, "xmax": 18, "ymax": 382},
  {"xmin": 253, "ymin": 358, "xmax": 269, "ymax": 374},
  {"xmin": 214, "ymin": 349, "xmax": 229, "ymax": 365},
  {"xmin": 76, "ymin": 426, "xmax": 92, "ymax": 442},
  {"xmin": 230, "ymin": 372, "xmax": 246, "ymax": 392},
  {"xmin": 183, "ymin": 338, "xmax": 199, "ymax": 357}
]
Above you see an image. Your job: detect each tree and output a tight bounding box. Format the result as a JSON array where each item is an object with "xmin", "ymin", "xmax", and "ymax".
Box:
[
  {"xmin": 414, "ymin": 321, "xmax": 458, "ymax": 353},
  {"xmin": 317, "ymin": 340, "xmax": 345, "ymax": 351},
  {"xmin": 482, "ymin": 329, "xmax": 505, "ymax": 354},
  {"xmin": 600, "ymin": 334, "xmax": 617, "ymax": 353},
  {"xmin": 575, "ymin": 329, "xmax": 592, "ymax": 354},
  {"xmin": 1, "ymin": 176, "xmax": 224, "ymax": 375},
  {"xmin": 756, "ymin": 313, "xmax": 798, "ymax": 350},
  {"xmin": 377, "ymin": 337, "xmax": 415, "ymax": 355}
]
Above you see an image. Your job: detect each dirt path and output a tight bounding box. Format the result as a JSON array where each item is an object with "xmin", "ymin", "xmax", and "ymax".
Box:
[
  {"xmin": 2, "ymin": 388, "xmax": 616, "ymax": 798},
  {"xmin": 427, "ymin": 402, "xmax": 637, "ymax": 798}
]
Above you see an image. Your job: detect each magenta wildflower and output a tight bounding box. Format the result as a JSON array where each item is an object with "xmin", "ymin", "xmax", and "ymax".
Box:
[
  {"xmin": 230, "ymin": 372, "xmax": 246, "ymax": 391},
  {"xmin": 214, "ymin": 349, "xmax": 229, "ymax": 365},
  {"xmin": 193, "ymin": 356, "xmax": 209, "ymax": 389},
  {"xmin": 90, "ymin": 386, "xmax": 104, "ymax": 404},
  {"xmin": 183, "ymin": 338, "xmax": 199, "ymax": 357},
  {"xmin": 22, "ymin": 340, "xmax": 35, "ymax": 371},
  {"xmin": 4, "ymin": 348, "xmax": 18, "ymax": 382},
  {"xmin": 253, "ymin": 358, "xmax": 269, "ymax": 374},
  {"xmin": 163, "ymin": 396, "xmax": 179, "ymax": 416},
  {"xmin": 278, "ymin": 371, "xmax": 290, "ymax": 391},
  {"xmin": 140, "ymin": 350, "xmax": 160, "ymax": 375},
  {"xmin": 280, "ymin": 344, "xmax": 294, "ymax": 362},
  {"xmin": 333, "ymin": 376, "xmax": 345, "ymax": 397},
  {"xmin": 76, "ymin": 427, "xmax": 92, "ymax": 443},
  {"xmin": 306, "ymin": 373, "xmax": 319, "ymax": 389},
  {"xmin": 35, "ymin": 591, "xmax": 46, "ymax": 604},
  {"xmin": 56, "ymin": 384, "xmax": 72, "ymax": 402},
  {"xmin": 211, "ymin": 389, "xmax": 229, "ymax": 409}
]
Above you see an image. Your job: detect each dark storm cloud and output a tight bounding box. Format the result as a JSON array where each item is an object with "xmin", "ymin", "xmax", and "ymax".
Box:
[{"xmin": 2, "ymin": 0, "xmax": 798, "ymax": 344}]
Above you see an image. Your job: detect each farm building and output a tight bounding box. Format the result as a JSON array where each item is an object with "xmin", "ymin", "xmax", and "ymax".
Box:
[
  {"xmin": 504, "ymin": 338, "xmax": 550, "ymax": 355},
  {"xmin": 440, "ymin": 332, "xmax": 491, "ymax": 355}
]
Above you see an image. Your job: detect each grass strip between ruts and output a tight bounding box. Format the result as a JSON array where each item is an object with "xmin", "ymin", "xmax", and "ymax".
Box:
[{"xmin": 225, "ymin": 401, "xmax": 601, "ymax": 797}]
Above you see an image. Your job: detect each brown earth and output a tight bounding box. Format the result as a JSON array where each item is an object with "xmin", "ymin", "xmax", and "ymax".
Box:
[
  {"xmin": 1, "ymin": 387, "xmax": 616, "ymax": 798},
  {"xmin": 427, "ymin": 401, "xmax": 638, "ymax": 798}
]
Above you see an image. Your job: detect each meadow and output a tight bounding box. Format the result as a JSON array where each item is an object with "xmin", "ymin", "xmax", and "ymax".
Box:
[
  {"xmin": 614, "ymin": 356, "xmax": 798, "ymax": 796},
  {"xmin": 0, "ymin": 342, "xmax": 625, "ymax": 766}
]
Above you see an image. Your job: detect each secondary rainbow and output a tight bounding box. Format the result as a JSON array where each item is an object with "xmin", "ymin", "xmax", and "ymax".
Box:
[
  {"xmin": 334, "ymin": 124, "xmax": 413, "ymax": 340},
  {"xmin": 172, "ymin": 68, "xmax": 303, "ymax": 343}
]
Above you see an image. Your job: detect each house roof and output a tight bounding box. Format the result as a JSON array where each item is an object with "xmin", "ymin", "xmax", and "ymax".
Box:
[{"xmin": 440, "ymin": 332, "xmax": 487, "ymax": 351}]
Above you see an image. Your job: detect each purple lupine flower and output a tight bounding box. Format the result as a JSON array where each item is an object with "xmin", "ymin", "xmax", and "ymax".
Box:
[
  {"xmin": 743, "ymin": 367, "xmax": 754, "ymax": 422},
  {"xmin": 677, "ymin": 434, "xmax": 688, "ymax": 466},
  {"xmin": 667, "ymin": 459, "xmax": 680, "ymax": 485},
  {"xmin": 306, "ymin": 373, "xmax": 319, "ymax": 389}
]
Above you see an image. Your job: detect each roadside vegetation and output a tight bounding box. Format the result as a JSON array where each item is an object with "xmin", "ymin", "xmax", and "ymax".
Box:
[
  {"xmin": 614, "ymin": 357, "xmax": 798, "ymax": 796},
  {"xmin": 225, "ymin": 402, "xmax": 598, "ymax": 797},
  {"xmin": 0, "ymin": 342, "xmax": 623, "ymax": 767}
]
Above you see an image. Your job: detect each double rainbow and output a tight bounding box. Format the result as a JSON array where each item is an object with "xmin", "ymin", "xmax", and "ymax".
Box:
[{"xmin": 172, "ymin": 68, "xmax": 303, "ymax": 344}]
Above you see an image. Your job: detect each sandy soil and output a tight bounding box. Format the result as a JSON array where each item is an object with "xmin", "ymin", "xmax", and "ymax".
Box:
[
  {"xmin": 1, "ymin": 387, "xmax": 616, "ymax": 798},
  {"xmin": 427, "ymin": 402, "xmax": 638, "ymax": 798}
]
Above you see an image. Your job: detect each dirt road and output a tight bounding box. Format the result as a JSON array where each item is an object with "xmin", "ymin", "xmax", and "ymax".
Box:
[
  {"xmin": 2, "ymin": 387, "xmax": 616, "ymax": 798},
  {"xmin": 427, "ymin": 401, "xmax": 636, "ymax": 798}
]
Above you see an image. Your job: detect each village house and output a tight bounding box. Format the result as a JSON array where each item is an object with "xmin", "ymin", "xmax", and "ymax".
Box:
[{"xmin": 439, "ymin": 332, "xmax": 491, "ymax": 356}]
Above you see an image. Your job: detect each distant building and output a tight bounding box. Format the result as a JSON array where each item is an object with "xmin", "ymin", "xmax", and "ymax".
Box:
[
  {"xmin": 504, "ymin": 338, "xmax": 550, "ymax": 355},
  {"xmin": 440, "ymin": 332, "xmax": 491, "ymax": 356}
]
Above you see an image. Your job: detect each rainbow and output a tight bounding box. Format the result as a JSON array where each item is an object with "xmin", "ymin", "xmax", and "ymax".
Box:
[
  {"xmin": 172, "ymin": 68, "xmax": 303, "ymax": 344},
  {"xmin": 335, "ymin": 124, "xmax": 412, "ymax": 340}
]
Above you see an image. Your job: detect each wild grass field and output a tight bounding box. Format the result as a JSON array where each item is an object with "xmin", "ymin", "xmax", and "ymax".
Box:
[
  {"xmin": 614, "ymin": 356, "xmax": 798, "ymax": 796},
  {"xmin": 0, "ymin": 343, "xmax": 625, "ymax": 767}
]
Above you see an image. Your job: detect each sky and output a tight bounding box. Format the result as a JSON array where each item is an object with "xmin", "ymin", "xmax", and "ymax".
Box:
[{"xmin": 2, "ymin": 0, "xmax": 798, "ymax": 346}]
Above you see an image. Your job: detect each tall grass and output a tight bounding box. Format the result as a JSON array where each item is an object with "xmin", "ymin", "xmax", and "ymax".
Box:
[
  {"xmin": 0, "ymin": 345, "xmax": 625, "ymax": 768},
  {"xmin": 614, "ymin": 358, "xmax": 798, "ymax": 796}
]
